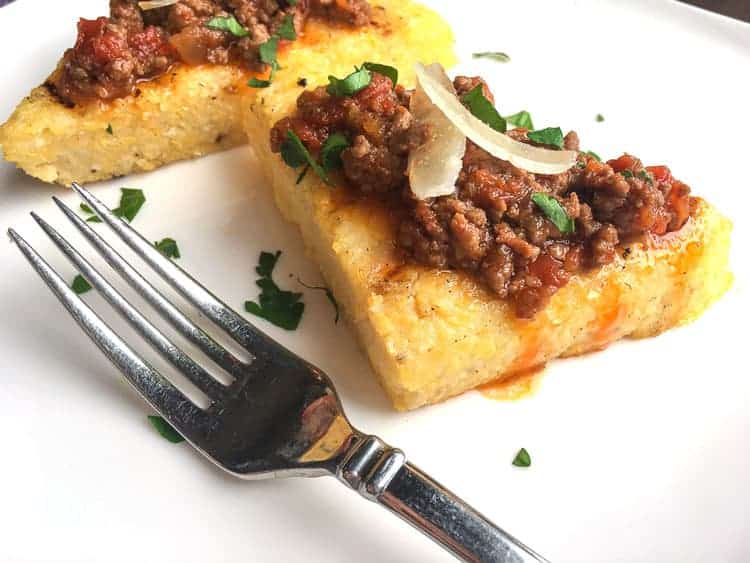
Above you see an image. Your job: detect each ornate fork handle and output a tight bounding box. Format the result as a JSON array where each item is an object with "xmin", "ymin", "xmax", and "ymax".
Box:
[{"xmin": 336, "ymin": 435, "xmax": 548, "ymax": 563}]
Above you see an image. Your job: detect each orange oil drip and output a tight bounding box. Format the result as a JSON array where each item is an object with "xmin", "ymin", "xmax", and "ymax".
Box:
[{"xmin": 479, "ymin": 364, "xmax": 546, "ymax": 401}]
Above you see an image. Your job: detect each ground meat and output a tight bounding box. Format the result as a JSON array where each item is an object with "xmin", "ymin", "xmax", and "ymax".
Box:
[
  {"xmin": 270, "ymin": 73, "xmax": 695, "ymax": 318},
  {"xmin": 53, "ymin": 0, "xmax": 370, "ymax": 105}
]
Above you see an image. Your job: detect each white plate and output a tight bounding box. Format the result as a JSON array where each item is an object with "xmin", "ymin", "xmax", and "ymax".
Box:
[{"xmin": 1, "ymin": 1, "xmax": 749, "ymax": 562}]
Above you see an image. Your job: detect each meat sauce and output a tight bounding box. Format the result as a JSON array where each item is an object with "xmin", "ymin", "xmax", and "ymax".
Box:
[
  {"xmin": 270, "ymin": 72, "xmax": 694, "ymax": 318},
  {"xmin": 52, "ymin": 0, "xmax": 371, "ymax": 105}
]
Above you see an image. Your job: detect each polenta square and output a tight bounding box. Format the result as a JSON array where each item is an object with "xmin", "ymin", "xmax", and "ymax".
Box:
[{"xmin": 244, "ymin": 6, "xmax": 731, "ymax": 410}]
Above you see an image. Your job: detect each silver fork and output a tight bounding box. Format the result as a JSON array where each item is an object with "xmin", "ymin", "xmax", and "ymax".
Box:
[{"xmin": 7, "ymin": 183, "xmax": 547, "ymax": 563}]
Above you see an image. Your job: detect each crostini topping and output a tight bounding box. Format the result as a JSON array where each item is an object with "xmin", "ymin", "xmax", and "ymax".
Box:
[
  {"xmin": 53, "ymin": 0, "xmax": 372, "ymax": 105},
  {"xmin": 327, "ymin": 66, "xmax": 373, "ymax": 97},
  {"xmin": 269, "ymin": 67, "xmax": 695, "ymax": 319}
]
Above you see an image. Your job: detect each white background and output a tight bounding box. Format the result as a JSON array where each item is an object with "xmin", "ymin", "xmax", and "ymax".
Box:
[{"xmin": 1, "ymin": 1, "xmax": 748, "ymax": 561}]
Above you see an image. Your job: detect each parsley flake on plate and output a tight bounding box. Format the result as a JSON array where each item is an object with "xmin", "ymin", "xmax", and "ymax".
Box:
[
  {"xmin": 504, "ymin": 110, "xmax": 534, "ymax": 130},
  {"xmin": 79, "ymin": 188, "xmax": 146, "ymax": 223},
  {"xmin": 205, "ymin": 15, "xmax": 249, "ymax": 38},
  {"xmin": 148, "ymin": 415, "xmax": 185, "ymax": 443},
  {"xmin": 154, "ymin": 238, "xmax": 180, "ymax": 259},
  {"xmin": 472, "ymin": 51, "xmax": 511, "ymax": 63},
  {"xmin": 512, "ymin": 448, "xmax": 531, "ymax": 467},
  {"xmin": 298, "ymin": 278, "xmax": 340, "ymax": 323},
  {"xmin": 327, "ymin": 66, "xmax": 372, "ymax": 97},
  {"xmin": 531, "ymin": 193, "xmax": 575, "ymax": 234},
  {"xmin": 596, "ymin": 113, "xmax": 605, "ymax": 122},
  {"xmin": 461, "ymin": 84, "xmax": 506, "ymax": 133},
  {"xmin": 71, "ymin": 274, "xmax": 92, "ymax": 295},
  {"xmin": 245, "ymin": 251, "xmax": 305, "ymax": 330},
  {"xmin": 527, "ymin": 127, "xmax": 564, "ymax": 150}
]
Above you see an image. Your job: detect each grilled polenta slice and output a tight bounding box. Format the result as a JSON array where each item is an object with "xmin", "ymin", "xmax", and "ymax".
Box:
[
  {"xmin": 244, "ymin": 73, "xmax": 732, "ymax": 409},
  {"xmin": 0, "ymin": 0, "xmax": 455, "ymax": 186},
  {"xmin": 0, "ymin": 64, "xmax": 248, "ymax": 185}
]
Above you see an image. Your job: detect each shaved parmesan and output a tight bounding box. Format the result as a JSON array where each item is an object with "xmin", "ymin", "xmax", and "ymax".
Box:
[
  {"xmin": 414, "ymin": 63, "xmax": 577, "ymax": 175},
  {"xmin": 407, "ymin": 63, "xmax": 466, "ymax": 199},
  {"xmin": 138, "ymin": 0, "xmax": 178, "ymax": 10}
]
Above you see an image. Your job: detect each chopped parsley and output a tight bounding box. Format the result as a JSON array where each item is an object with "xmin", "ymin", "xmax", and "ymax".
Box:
[
  {"xmin": 504, "ymin": 110, "xmax": 534, "ymax": 130},
  {"xmin": 622, "ymin": 170, "xmax": 634, "ymax": 179},
  {"xmin": 147, "ymin": 415, "xmax": 185, "ymax": 444},
  {"xmin": 584, "ymin": 150, "xmax": 602, "ymax": 162},
  {"xmin": 248, "ymin": 77, "xmax": 271, "ymax": 89},
  {"xmin": 596, "ymin": 113, "xmax": 605, "ymax": 122},
  {"xmin": 362, "ymin": 62, "xmax": 398, "ymax": 87},
  {"xmin": 205, "ymin": 15, "xmax": 250, "ymax": 37},
  {"xmin": 531, "ymin": 193, "xmax": 575, "ymax": 234},
  {"xmin": 245, "ymin": 251, "xmax": 305, "ymax": 330},
  {"xmin": 71, "ymin": 274, "xmax": 92, "ymax": 295},
  {"xmin": 527, "ymin": 127, "xmax": 564, "ymax": 150},
  {"xmin": 259, "ymin": 36, "xmax": 280, "ymax": 73},
  {"xmin": 298, "ymin": 278, "xmax": 340, "ymax": 323},
  {"xmin": 327, "ymin": 66, "xmax": 372, "ymax": 97},
  {"xmin": 154, "ymin": 238, "xmax": 180, "ymax": 259},
  {"xmin": 280, "ymin": 130, "xmax": 329, "ymax": 184},
  {"xmin": 277, "ymin": 14, "xmax": 297, "ymax": 40},
  {"xmin": 288, "ymin": 0, "xmax": 298, "ymax": 5},
  {"xmin": 319, "ymin": 132, "xmax": 349, "ymax": 171},
  {"xmin": 461, "ymin": 84, "xmax": 506, "ymax": 133},
  {"xmin": 638, "ymin": 170, "xmax": 653, "ymax": 184},
  {"xmin": 472, "ymin": 52, "xmax": 511, "ymax": 63},
  {"xmin": 106, "ymin": 123, "xmax": 113, "ymax": 135},
  {"xmin": 79, "ymin": 188, "xmax": 146, "ymax": 223},
  {"xmin": 512, "ymin": 448, "xmax": 531, "ymax": 467}
]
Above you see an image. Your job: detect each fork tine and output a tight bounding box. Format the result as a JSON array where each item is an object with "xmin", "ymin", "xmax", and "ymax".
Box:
[
  {"xmin": 31, "ymin": 212, "xmax": 226, "ymax": 401},
  {"xmin": 71, "ymin": 183, "xmax": 274, "ymax": 353},
  {"xmin": 7, "ymin": 228, "xmax": 205, "ymax": 436},
  {"xmin": 52, "ymin": 196, "xmax": 250, "ymax": 382}
]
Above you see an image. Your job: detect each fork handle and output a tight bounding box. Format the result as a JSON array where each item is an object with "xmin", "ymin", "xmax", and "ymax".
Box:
[{"xmin": 337, "ymin": 436, "xmax": 548, "ymax": 563}]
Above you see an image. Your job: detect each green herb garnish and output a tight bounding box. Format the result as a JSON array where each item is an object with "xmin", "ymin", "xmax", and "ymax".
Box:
[
  {"xmin": 327, "ymin": 66, "xmax": 372, "ymax": 97},
  {"xmin": 638, "ymin": 170, "xmax": 653, "ymax": 184},
  {"xmin": 247, "ymin": 77, "xmax": 271, "ymax": 88},
  {"xmin": 362, "ymin": 62, "xmax": 398, "ymax": 87},
  {"xmin": 622, "ymin": 170, "xmax": 634, "ymax": 179},
  {"xmin": 596, "ymin": 113, "xmax": 605, "ymax": 122},
  {"xmin": 79, "ymin": 188, "xmax": 145, "ymax": 223},
  {"xmin": 472, "ymin": 52, "xmax": 510, "ymax": 63},
  {"xmin": 531, "ymin": 193, "xmax": 575, "ymax": 234},
  {"xmin": 504, "ymin": 110, "xmax": 534, "ymax": 130},
  {"xmin": 106, "ymin": 124, "xmax": 113, "ymax": 135},
  {"xmin": 154, "ymin": 238, "xmax": 180, "ymax": 259},
  {"xmin": 71, "ymin": 274, "xmax": 92, "ymax": 294},
  {"xmin": 148, "ymin": 415, "xmax": 185, "ymax": 443},
  {"xmin": 512, "ymin": 448, "xmax": 531, "ymax": 467},
  {"xmin": 298, "ymin": 278, "xmax": 340, "ymax": 323},
  {"xmin": 461, "ymin": 84, "xmax": 506, "ymax": 133},
  {"xmin": 288, "ymin": 0, "xmax": 298, "ymax": 5},
  {"xmin": 280, "ymin": 130, "xmax": 329, "ymax": 184},
  {"xmin": 527, "ymin": 127, "xmax": 564, "ymax": 149},
  {"xmin": 205, "ymin": 15, "xmax": 250, "ymax": 37},
  {"xmin": 245, "ymin": 251, "xmax": 305, "ymax": 330},
  {"xmin": 319, "ymin": 132, "xmax": 349, "ymax": 171},
  {"xmin": 277, "ymin": 14, "xmax": 297, "ymax": 40},
  {"xmin": 115, "ymin": 188, "xmax": 146, "ymax": 222},
  {"xmin": 259, "ymin": 36, "xmax": 280, "ymax": 72},
  {"xmin": 584, "ymin": 150, "xmax": 601, "ymax": 162}
]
